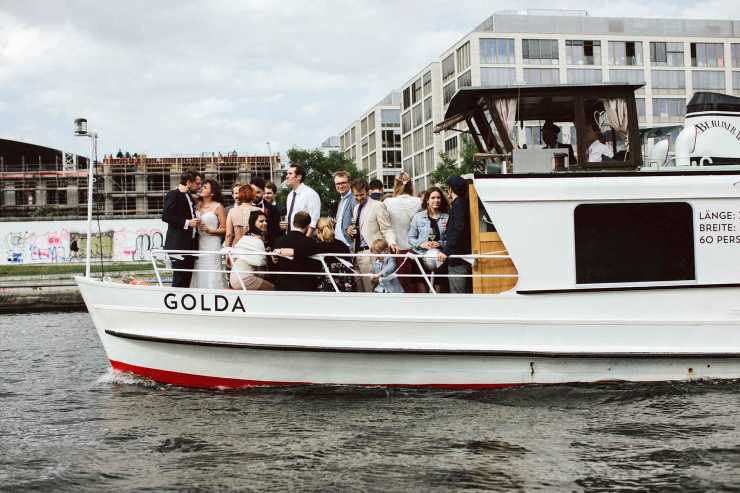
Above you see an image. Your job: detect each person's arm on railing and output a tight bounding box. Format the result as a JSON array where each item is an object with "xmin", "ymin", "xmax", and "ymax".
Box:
[{"xmin": 378, "ymin": 257, "xmax": 398, "ymax": 280}]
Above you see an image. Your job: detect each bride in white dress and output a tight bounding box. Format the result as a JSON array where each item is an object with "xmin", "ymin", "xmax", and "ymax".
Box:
[{"xmin": 190, "ymin": 179, "xmax": 228, "ymax": 289}]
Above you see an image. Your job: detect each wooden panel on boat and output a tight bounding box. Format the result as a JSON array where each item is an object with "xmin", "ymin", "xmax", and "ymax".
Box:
[{"xmin": 469, "ymin": 184, "xmax": 518, "ymax": 294}]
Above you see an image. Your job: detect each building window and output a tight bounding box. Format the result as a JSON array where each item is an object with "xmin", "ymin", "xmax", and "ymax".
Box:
[
  {"xmin": 403, "ymin": 87, "xmax": 411, "ymax": 110},
  {"xmin": 382, "ymin": 175, "xmax": 395, "ymax": 189},
  {"xmin": 457, "ymin": 42, "xmax": 471, "ymax": 72},
  {"xmin": 147, "ymin": 173, "xmax": 168, "ymax": 191},
  {"xmin": 46, "ymin": 188, "xmax": 67, "ymax": 205},
  {"xmin": 636, "ymin": 98, "xmax": 646, "ymax": 117},
  {"xmin": 401, "ymin": 111, "xmax": 412, "ymax": 134},
  {"xmin": 350, "ymin": 127, "xmax": 356, "ymax": 144},
  {"xmin": 423, "ymin": 96, "xmax": 432, "ymax": 122},
  {"xmin": 442, "ymin": 53, "xmax": 455, "ymax": 82},
  {"xmin": 653, "ymin": 98, "xmax": 686, "ymax": 118},
  {"xmin": 424, "ymin": 123, "xmax": 433, "ymax": 147},
  {"xmin": 480, "ymin": 38, "xmax": 515, "ymax": 64},
  {"xmin": 412, "ymin": 104, "xmax": 423, "ymax": 128},
  {"xmin": 443, "ymin": 81, "xmax": 456, "ymax": 105},
  {"xmin": 445, "ymin": 136, "xmax": 458, "ymax": 157},
  {"xmin": 567, "ymin": 69, "xmax": 602, "ymax": 83},
  {"xmin": 650, "ymin": 42, "xmax": 684, "ymax": 66},
  {"xmin": 362, "ymin": 156, "xmax": 369, "ymax": 171},
  {"xmin": 692, "ymin": 70, "xmax": 726, "ymax": 90},
  {"xmin": 422, "ymin": 71, "xmax": 432, "ymax": 96},
  {"xmin": 609, "ymin": 41, "xmax": 642, "ymax": 66},
  {"xmin": 574, "ymin": 202, "xmax": 695, "ymax": 284},
  {"xmin": 734, "ymin": 72, "xmax": 740, "ymax": 92},
  {"xmin": 481, "ymin": 67, "xmax": 516, "ymax": 86},
  {"xmin": 361, "ymin": 138, "xmax": 368, "ymax": 156},
  {"xmin": 412, "ymin": 78, "xmax": 422, "ymax": 104},
  {"xmin": 367, "ymin": 111, "xmax": 375, "ymax": 130},
  {"xmin": 733, "ymin": 44, "xmax": 740, "ymax": 68},
  {"xmin": 147, "ymin": 196, "xmax": 164, "ymax": 213},
  {"xmin": 457, "ymin": 70, "xmax": 472, "ymax": 89},
  {"xmin": 382, "ymin": 129, "xmax": 401, "ymax": 148},
  {"xmin": 413, "ymin": 128, "xmax": 424, "ymax": 152},
  {"xmin": 402, "ymin": 135, "xmax": 412, "ymax": 158},
  {"xmin": 361, "ymin": 117, "xmax": 368, "ymax": 137},
  {"xmin": 413, "ymin": 152, "xmax": 425, "ymax": 177},
  {"xmin": 566, "ymin": 40, "xmax": 601, "ymax": 66},
  {"xmin": 368, "ymin": 152, "xmax": 376, "ymax": 169},
  {"xmin": 523, "ymin": 68, "xmax": 559, "ymax": 84},
  {"xmin": 382, "ymin": 150, "xmax": 402, "ymax": 168},
  {"xmin": 368, "ymin": 132, "xmax": 376, "ymax": 151},
  {"xmin": 425, "ymin": 148, "xmax": 435, "ymax": 173},
  {"xmin": 691, "ymin": 42, "xmax": 724, "ymax": 68},
  {"xmin": 651, "ymin": 70, "xmax": 685, "ymax": 90},
  {"xmin": 522, "ymin": 39, "xmax": 559, "ymax": 65},
  {"xmin": 609, "ymin": 69, "xmax": 645, "ymax": 84},
  {"xmin": 402, "ymin": 158, "xmax": 413, "ymax": 177},
  {"xmin": 381, "ymin": 109, "xmax": 400, "ymax": 127}
]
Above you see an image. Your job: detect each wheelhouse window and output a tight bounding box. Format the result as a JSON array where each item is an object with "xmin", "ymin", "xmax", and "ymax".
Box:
[{"xmin": 574, "ymin": 202, "xmax": 695, "ymax": 284}]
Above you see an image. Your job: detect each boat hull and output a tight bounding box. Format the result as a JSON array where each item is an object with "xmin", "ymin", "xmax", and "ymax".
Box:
[{"xmin": 77, "ymin": 277, "xmax": 740, "ymax": 389}]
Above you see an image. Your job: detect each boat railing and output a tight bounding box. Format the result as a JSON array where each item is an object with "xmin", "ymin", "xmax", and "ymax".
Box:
[{"xmin": 148, "ymin": 248, "xmax": 518, "ymax": 294}]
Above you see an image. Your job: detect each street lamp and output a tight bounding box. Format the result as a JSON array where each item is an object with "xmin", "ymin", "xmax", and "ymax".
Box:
[
  {"xmin": 266, "ymin": 141, "xmax": 274, "ymax": 183},
  {"xmin": 74, "ymin": 118, "xmax": 98, "ymax": 279}
]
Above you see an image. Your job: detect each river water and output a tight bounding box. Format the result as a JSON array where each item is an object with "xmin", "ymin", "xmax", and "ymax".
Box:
[{"xmin": 2, "ymin": 311, "xmax": 740, "ymax": 491}]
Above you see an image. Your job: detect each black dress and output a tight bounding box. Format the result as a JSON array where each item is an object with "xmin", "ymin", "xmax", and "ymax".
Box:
[{"xmin": 315, "ymin": 239, "xmax": 355, "ymax": 292}]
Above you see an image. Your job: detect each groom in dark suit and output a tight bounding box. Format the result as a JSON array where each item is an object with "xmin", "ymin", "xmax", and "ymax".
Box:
[{"xmin": 162, "ymin": 170, "xmax": 203, "ymax": 287}]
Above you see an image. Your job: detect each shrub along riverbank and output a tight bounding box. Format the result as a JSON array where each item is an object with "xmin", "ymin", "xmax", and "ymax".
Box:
[{"xmin": 0, "ymin": 262, "xmax": 153, "ymax": 277}]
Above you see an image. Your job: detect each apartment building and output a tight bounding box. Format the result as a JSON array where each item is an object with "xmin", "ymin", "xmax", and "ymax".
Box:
[
  {"xmin": 339, "ymin": 11, "xmax": 740, "ymax": 186},
  {"xmin": 339, "ymin": 91, "xmax": 402, "ymax": 190}
]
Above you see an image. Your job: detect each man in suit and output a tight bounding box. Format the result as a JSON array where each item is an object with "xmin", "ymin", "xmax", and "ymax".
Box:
[
  {"xmin": 250, "ymin": 177, "xmax": 282, "ymax": 247},
  {"xmin": 345, "ymin": 179, "xmax": 398, "ymax": 292},
  {"xmin": 332, "ymin": 170, "xmax": 356, "ymax": 247},
  {"xmin": 437, "ymin": 176, "xmax": 472, "ymax": 294},
  {"xmin": 162, "ymin": 170, "xmax": 202, "ymax": 287},
  {"xmin": 272, "ymin": 211, "xmax": 322, "ymax": 291}
]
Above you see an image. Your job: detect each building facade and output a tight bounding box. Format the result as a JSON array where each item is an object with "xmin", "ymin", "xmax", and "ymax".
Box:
[
  {"xmin": 1, "ymin": 145, "xmax": 280, "ymax": 218},
  {"xmin": 339, "ymin": 11, "xmax": 740, "ymax": 187},
  {"xmin": 339, "ymin": 91, "xmax": 402, "ymax": 190}
]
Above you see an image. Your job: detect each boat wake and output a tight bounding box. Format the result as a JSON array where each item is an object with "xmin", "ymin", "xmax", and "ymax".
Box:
[{"xmin": 97, "ymin": 368, "xmax": 160, "ymax": 388}]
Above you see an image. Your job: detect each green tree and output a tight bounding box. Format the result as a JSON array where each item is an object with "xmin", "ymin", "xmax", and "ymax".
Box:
[
  {"xmin": 429, "ymin": 137, "xmax": 485, "ymax": 186},
  {"xmin": 280, "ymin": 148, "xmax": 366, "ymax": 214}
]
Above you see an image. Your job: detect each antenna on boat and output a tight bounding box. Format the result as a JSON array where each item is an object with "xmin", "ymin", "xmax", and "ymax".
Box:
[{"xmin": 74, "ymin": 118, "xmax": 98, "ymax": 279}]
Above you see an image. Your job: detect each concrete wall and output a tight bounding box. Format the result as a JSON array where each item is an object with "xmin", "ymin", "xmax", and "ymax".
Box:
[{"xmin": 1, "ymin": 218, "xmax": 165, "ymax": 265}]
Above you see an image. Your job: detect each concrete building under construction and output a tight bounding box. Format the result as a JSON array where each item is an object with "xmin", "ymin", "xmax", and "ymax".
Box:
[{"xmin": 0, "ymin": 138, "xmax": 281, "ymax": 218}]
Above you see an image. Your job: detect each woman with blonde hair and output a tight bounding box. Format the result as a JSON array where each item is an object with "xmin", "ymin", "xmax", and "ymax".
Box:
[
  {"xmin": 381, "ymin": 171, "xmax": 422, "ymax": 292},
  {"xmin": 314, "ymin": 217, "xmax": 355, "ymax": 292}
]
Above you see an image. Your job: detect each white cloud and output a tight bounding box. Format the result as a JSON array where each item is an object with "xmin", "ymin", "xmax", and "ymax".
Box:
[{"xmin": 0, "ymin": 0, "xmax": 736, "ymax": 159}]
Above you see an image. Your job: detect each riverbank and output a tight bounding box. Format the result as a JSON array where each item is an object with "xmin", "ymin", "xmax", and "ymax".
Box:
[{"xmin": 0, "ymin": 262, "xmax": 163, "ymax": 313}]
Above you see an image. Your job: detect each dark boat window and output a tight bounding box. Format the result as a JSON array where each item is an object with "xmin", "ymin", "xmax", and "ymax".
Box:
[{"xmin": 574, "ymin": 202, "xmax": 695, "ymax": 284}]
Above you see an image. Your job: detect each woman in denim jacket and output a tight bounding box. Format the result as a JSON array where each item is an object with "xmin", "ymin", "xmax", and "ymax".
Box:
[{"xmin": 407, "ymin": 186, "xmax": 450, "ymax": 269}]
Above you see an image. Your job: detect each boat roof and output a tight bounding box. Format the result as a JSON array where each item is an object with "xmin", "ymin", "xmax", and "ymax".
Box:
[
  {"xmin": 437, "ymin": 83, "xmax": 645, "ymax": 132},
  {"xmin": 687, "ymin": 91, "xmax": 740, "ymax": 114}
]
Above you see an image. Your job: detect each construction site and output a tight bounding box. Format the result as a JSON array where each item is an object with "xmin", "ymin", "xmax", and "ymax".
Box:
[{"xmin": 0, "ymin": 139, "xmax": 282, "ymax": 218}]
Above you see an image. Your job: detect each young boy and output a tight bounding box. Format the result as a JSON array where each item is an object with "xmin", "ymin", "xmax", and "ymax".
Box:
[{"xmin": 370, "ymin": 239, "xmax": 404, "ymax": 293}]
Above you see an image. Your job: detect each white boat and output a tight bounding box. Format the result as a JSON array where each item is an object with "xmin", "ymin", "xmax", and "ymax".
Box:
[{"xmin": 77, "ymin": 83, "xmax": 740, "ymax": 389}]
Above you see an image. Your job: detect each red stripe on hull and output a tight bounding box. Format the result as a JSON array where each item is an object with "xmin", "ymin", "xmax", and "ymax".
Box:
[{"xmin": 109, "ymin": 360, "xmax": 521, "ymax": 390}]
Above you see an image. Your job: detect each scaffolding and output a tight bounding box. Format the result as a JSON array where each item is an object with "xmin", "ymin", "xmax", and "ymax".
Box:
[{"xmin": 1, "ymin": 152, "xmax": 281, "ymax": 219}]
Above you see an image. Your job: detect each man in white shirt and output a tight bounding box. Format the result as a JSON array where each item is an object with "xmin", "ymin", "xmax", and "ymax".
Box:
[
  {"xmin": 281, "ymin": 164, "xmax": 321, "ymax": 237},
  {"xmin": 587, "ymin": 129, "xmax": 614, "ymax": 162}
]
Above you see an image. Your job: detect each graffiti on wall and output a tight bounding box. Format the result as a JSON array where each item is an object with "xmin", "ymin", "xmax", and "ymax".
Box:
[{"xmin": 1, "ymin": 219, "xmax": 165, "ymax": 265}]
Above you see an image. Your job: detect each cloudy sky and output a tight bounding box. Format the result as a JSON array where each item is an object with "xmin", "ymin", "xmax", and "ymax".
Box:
[{"xmin": 0, "ymin": 0, "xmax": 734, "ymax": 159}]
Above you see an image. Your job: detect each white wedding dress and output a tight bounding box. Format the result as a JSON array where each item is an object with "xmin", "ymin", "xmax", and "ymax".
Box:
[{"xmin": 190, "ymin": 210, "xmax": 227, "ymax": 289}]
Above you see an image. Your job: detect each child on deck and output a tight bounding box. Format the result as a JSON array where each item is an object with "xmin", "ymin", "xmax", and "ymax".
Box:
[{"xmin": 370, "ymin": 239, "xmax": 404, "ymax": 294}]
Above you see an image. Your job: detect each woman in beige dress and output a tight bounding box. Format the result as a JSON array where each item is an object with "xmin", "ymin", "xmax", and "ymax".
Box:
[{"xmin": 224, "ymin": 185, "xmax": 258, "ymax": 248}]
